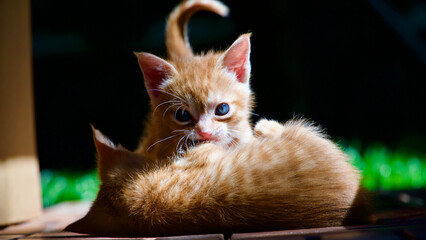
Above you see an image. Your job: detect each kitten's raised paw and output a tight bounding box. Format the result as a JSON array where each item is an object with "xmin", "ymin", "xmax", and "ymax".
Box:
[{"xmin": 254, "ymin": 119, "xmax": 285, "ymax": 138}]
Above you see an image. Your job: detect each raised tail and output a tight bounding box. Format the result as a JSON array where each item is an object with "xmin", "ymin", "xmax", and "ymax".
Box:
[{"xmin": 166, "ymin": 0, "xmax": 229, "ymax": 58}]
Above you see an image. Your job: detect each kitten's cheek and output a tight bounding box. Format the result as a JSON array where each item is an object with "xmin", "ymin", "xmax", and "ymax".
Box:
[{"xmin": 217, "ymin": 133, "xmax": 231, "ymax": 146}]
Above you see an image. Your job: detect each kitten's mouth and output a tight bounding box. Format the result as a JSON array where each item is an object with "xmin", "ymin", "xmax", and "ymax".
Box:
[
  {"xmin": 193, "ymin": 140, "xmax": 210, "ymax": 145},
  {"xmin": 192, "ymin": 139, "xmax": 216, "ymax": 145}
]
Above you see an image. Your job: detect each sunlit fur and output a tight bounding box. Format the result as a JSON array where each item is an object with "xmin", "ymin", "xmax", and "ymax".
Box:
[
  {"xmin": 65, "ymin": 1, "xmax": 369, "ymax": 236},
  {"xmin": 135, "ymin": 0, "xmax": 253, "ymax": 165},
  {"xmin": 65, "ymin": 119, "xmax": 369, "ymax": 237}
]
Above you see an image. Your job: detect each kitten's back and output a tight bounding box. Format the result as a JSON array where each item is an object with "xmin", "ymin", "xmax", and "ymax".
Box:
[
  {"xmin": 127, "ymin": 120, "xmax": 363, "ymax": 233},
  {"xmin": 66, "ymin": 120, "xmax": 368, "ymax": 236}
]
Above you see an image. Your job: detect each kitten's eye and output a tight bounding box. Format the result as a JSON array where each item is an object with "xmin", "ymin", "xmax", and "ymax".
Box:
[
  {"xmin": 215, "ymin": 103, "xmax": 230, "ymax": 116},
  {"xmin": 175, "ymin": 109, "xmax": 191, "ymax": 122}
]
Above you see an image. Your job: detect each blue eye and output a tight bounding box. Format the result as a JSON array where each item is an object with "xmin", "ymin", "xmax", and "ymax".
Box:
[
  {"xmin": 215, "ymin": 103, "xmax": 230, "ymax": 116},
  {"xmin": 175, "ymin": 109, "xmax": 191, "ymax": 122}
]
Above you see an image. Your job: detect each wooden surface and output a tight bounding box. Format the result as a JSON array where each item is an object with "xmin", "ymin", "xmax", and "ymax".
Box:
[
  {"xmin": 0, "ymin": 0, "xmax": 42, "ymax": 225},
  {"xmin": 1, "ymin": 193, "xmax": 425, "ymax": 240}
]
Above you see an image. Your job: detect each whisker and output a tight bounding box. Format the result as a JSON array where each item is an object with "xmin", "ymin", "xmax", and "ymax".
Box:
[
  {"xmin": 232, "ymin": 140, "xmax": 238, "ymax": 148},
  {"xmin": 225, "ymin": 131, "xmax": 240, "ymax": 148},
  {"xmin": 184, "ymin": 134, "xmax": 190, "ymax": 150},
  {"xmin": 191, "ymin": 133, "xmax": 195, "ymax": 147},
  {"xmin": 150, "ymin": 89, "xmax": 184, "ymax": 101},
  {"xmin": 172, "ymin": 129, "xmax": 188, "ymax": 133},
  {"xmin": 228, "ymin": 130, "xmax": 245, "ymax": 144},
  {"xmin": 176, "ymin": 105, "xmax": 185, "ymax": 112},
  {"xmin": 154, "ymin": 100, "xmax": 180, "ymax": 113},
  {"xmin": 229, "ymin": 137, "xmax": 238, "ymax": 148},
  {"xmin": 228, "ymin": 129, "xmax": 242, "ymax": 135},
  {"xmin": 147, "ymin": 134, "xmax": 179, "ymax": 151},
  {"xmin": 169, "ymin": 105, "xmax": 187, "ymax": 120},
  {"xmin": 176, "ymin": 135, "xmax": 187, "ymax": 152},
  {"xmin": 163, "ymin": 102, "xmax": 184, "ymax": 119}
]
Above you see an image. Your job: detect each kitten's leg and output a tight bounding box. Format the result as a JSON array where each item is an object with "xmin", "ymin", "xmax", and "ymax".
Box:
[{"xmin": 254, "ymin": 119, "xmax": 285, "ymax": 138}]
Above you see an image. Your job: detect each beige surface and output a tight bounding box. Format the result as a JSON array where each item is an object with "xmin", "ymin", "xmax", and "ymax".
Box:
[
  {"xmin": 0, "ymin": 202, "xmax": 91, "ymax": 235},
  {"xmin": 1, "ymin": 201, "xmax": 425, "ymax": 240},
  {"xmin": 0, "ymin": 0, "xmax": 42, "ymax": 225}
]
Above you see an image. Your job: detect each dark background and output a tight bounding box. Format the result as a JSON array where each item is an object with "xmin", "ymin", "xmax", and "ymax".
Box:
[{"xmin": 32, "ymin": 0, "xmax": 426, "ymax": 170}]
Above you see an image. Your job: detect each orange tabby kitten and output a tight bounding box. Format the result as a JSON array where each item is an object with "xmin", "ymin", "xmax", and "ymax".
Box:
[
  {"xmin": 135, "ymin": 0, "xmax": 254, "ymax": 164},
  {"xmin": 66, "ymin": 120, "xmax": 367, "ymax": 236},
  {"xmin": 65, "ymin": 0, "xmax": 369, "ymax": 236}
]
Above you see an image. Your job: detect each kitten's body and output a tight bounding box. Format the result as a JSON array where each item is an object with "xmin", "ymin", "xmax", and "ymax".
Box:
[{"xmin": 66, "ymin": 120, "xmax": 367, "ymax": 237}]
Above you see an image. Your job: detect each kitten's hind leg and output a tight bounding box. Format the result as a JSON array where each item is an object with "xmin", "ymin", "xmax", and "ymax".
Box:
[{"xmin": 254, "ymin": 119, "xmax": 285, "ymax": 138}]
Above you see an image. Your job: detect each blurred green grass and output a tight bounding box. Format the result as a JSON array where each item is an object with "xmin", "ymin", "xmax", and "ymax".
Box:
[
  {"xmin": 344, "ymin": 142, "xmax": 426, "ymax": 191},
  {"xmin": 41, "ymin": 170, "xmax": 99, "ymax": 207},
  {"xmin": 41, "ymin": 142, "xmax": 426, "ymax": 207}
]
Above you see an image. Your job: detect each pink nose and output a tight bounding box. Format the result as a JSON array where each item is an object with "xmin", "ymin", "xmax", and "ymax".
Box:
[{"xmin": 198, "ymin": 130, "xmax": 212, "ymax": 140}]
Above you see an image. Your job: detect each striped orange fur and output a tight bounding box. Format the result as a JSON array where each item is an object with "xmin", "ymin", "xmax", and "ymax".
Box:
[
  {"xmin": 65, "ymin": 0, "xmax": 369, "ymax": 236},
  {"xmin": 66, "ymin": 119, "xmax": 368, "ymax": 236}
]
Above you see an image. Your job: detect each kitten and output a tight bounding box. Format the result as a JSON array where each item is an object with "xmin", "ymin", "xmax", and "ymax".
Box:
[
  {"xmin": 65, "ymin": 0, "xmax": 369, "ymax": 236},
  {"xmin": 134, "ymin": 0, "xmax": 254, "ymax": 165},
  {"xmin": 65, "ymin": 120, "xmax": 368, "ymax": 237}
]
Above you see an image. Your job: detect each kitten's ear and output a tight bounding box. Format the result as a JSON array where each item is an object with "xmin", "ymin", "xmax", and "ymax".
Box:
[
  {"xmin": 218, "ymin": 33, "xmax": 251, "ymax": 84},
  {"xmin": 91, "ymin": 125, "xmax": 146, "ymax": 183},
  {"xmin": 134, "ymin": 52, "xmax": 178, "ymax": 102},
  {"xmin": 92, "ymin": 125, "xmax": 124, "ymax": 183}
]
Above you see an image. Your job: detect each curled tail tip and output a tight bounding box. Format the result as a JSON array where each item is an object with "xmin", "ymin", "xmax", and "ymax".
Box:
[
  {"xmin": 182, "ymin": 0, "xmax": 229, "ymax": 17},
  {"xmin": 166, "ymin": 0, "xmax": 230, "ymax": 58},
  {"xmin": 206, "ymin": 0, "xmax": 230, "ymax": 17}
]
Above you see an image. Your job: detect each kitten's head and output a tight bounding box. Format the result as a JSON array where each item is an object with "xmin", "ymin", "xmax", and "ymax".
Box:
[{"xmin": 136, "ymin": 34, "xmax": 253, "ymax": 151}]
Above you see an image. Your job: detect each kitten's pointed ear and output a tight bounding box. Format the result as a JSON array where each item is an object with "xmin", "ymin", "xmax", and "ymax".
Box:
[
  {"xmin": 91, "ymin": 125, "xmax": 146, "ymax": 183},
  {"xmin": 91, "ymin": 125, "xmax": 122, "ymax": 183},
  {"xmin": 134, "ymin": 52, "xmax": 177, "ymax": 102},
  {"xmin": 218, "ymin": 33, "xmax": 251, "ymax": 84}
]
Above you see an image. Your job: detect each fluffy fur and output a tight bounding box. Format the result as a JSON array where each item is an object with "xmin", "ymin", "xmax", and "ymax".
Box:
[
  {"xmin": 66, "ymin": 119, "xmax": 367, "ymax": 236},
  {"xmin": 65, "ymin": 0, "xmax": 369, "ymax": 236},
  {"xmin": 135, "ymin": 0, "xmax": 253, "ymax": 165}
]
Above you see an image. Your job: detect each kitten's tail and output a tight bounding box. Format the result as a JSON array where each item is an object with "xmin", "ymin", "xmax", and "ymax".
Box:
[{"xmin": 166, "ymin": 0, "xmax": 229, "ymax": 58}]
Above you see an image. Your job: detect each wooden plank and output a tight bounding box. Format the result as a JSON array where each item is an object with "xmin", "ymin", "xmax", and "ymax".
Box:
[
  {"xmin": 231, "ymin": 226, "xmax": 351, "ymax": 240},
  {"xmin": 0, "ymin": 0, "xmax": 42, "ymax": 226},
  {"xmin": 0, "ymin": 235, "xmax": 25, "ymax": 240},
  {"xmin": 0, "ymin": 202, "xmax": 90, "ymax": 235},
  {"xmin": 230, "ymin": 220, "xmax": 426, "ymax": 240},
  {"xmin": 372, "ymin": 207, "xmax": 426, "ymax": 224},
  {"xmin": 21, "ymin": 234, "xmax": 224, "ymax": 240},
  {"xmin": 25, "ymin": 232, "xmax": 90, "ymax": 238}
]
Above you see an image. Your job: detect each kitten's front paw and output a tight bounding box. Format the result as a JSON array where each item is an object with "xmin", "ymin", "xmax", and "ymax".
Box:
[{"xmin": 254, "ymin": 119, "xmax": 285, "ymax": 139}]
